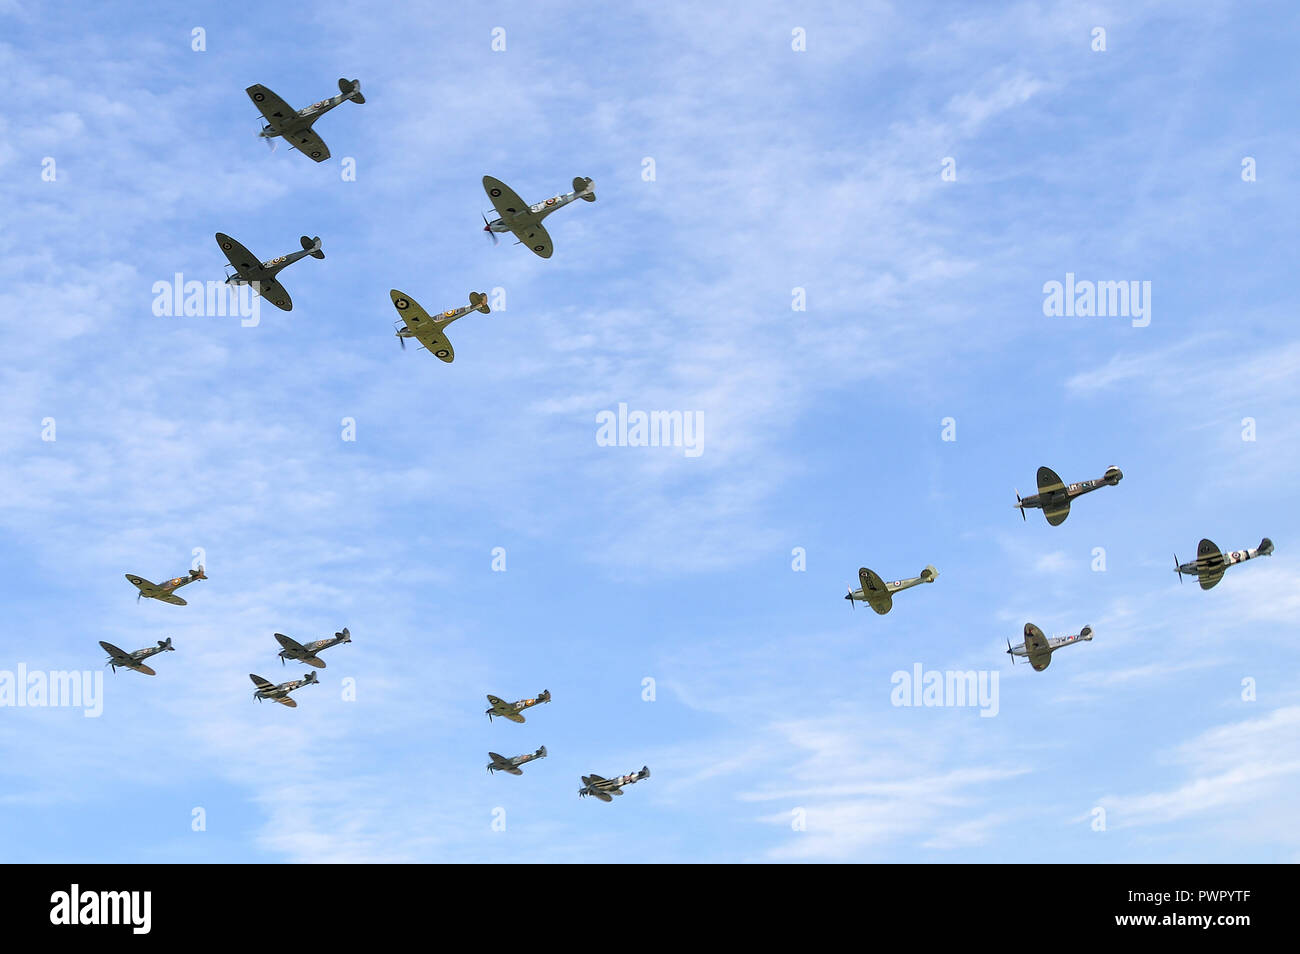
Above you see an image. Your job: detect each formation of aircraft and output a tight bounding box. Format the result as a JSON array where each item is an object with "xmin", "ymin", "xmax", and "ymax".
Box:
[
  {"xmin": 125, "ymin": 566, "xmax": 206, "ymax": 606},
  {"xmin": 1015, "ymin": 465, "xmax": 1123, "ymax": 526},
  {"xmin": 481, "ymin": 175, "xmax": 595, "ymax": 258},
  {"xmin": 579, "ymin": 767, "xmax": 651, "ymax": 802},
  {"xmin": 274, "ymin": 628, "xmax": 351, "ymax": 668},
  {"xmin": 487, "ymin": 746, "xmax": 548, "ymax": 776},
  {"xmin": 1176, "ymin": 537, "xmax": 1274, "ymax": 590},
  {"xmin": 250, "ymin": 671, "xmax": 319, "ymax": 707},
  {"xmin": 248, "ymin": 78, "xmax": 364, "ymax": 161},
  {"xmin": 846, "ymin": 564, "xmax": 938, "ymax": 615},
  {"xmin": 1006, "ymin": 623, "xmax": 1093, "ymax": 672},
  {"xmin": 215, "ymin": 232, "xmax": 324, "ymax": 312},
  {"xmin": 485, "ymin": 690, "xmax": 551, "ymax": 723},
  {"xmin": 100, "ymin": 638, "xmax": 174, "ymax": 676},
  {"xmin": 391, "ymin": 290, "xmax": 490, "ymax": 362}
]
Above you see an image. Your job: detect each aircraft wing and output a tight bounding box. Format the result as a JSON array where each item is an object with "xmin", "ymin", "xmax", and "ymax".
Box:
[
  {"xmin": 1023, "ymin": 623, "xmax": 1053, "ymax": 671},
  {"xmin": 585, "ymin": 774, "xmax": 606, "ymax": 783},
  {"xmin": 505, "ymin": 766, "xmax": 523, "ymax": 776},
  {"xmin": 273, "ymin": 696, "xmax": 298, "ymax": 707},
  {"xmin": 215, "ymin": 233, "xmax": 265, "ymax": 281},
  {"xmin": 99, "ymin": 641, "xmax": 131, "ymax": 663},
  {"xmin": 125, "ymin": 574, "xmax": 155, "ymax": 593},
  {"xmin": 1196, "ymin": 539, "xmax": 1225, "ymax": 590},
  {"xmin": 486, "ymin": 694, "xmax": 506, "ymax": 708},
  {"xmin": 512, "ymin": 221, "xmax": 553, "ymax": 259},
  {"xmin": 503, "ymin": 712, "xmax": 526, "ymax": 724},
  {"xmin": 1043, "ymin": 499, "xmax": 1070, "ymax": 526},
  {"xmin": 155, "ymin": 592, "xmax": 187, "ymax": 606},
  {"xmin": 483, "ymin": 176, "xmax": 529, "ymax": 219},
  {"xmin": 285, "ymin": 125, "xmax": 330, "ymax": 163},
  {"xmin": 250, "ymin": 674, "xmax": 275, "ymax": 690},
  {"xmin": 303, "ymin": 656, "xmax": 326, "ymax": 669},
  {"xmin": 246, "ymin": 84, "xmax": 297, "ymax": 129},
  {"xmin": 253, "ymin": 275, "xmax": 293, "ymax": 312},
  {"xmin": 1036, "ymin": 466, "xmax": 1066, "ymax": 495},
  {"xmin": 275, "ymin": 633, "xmax": 305, "ymax": 652},
  {"xmin": 391, "ymin": 290, "xmax": 454, "ymax": 362},
  {"xmin": 134, "ymin": 663, "xmax": 157, "ymax": 676},
  {"xmin": 858, "ymin": 567, "xmax": 894, "ymax": 615},
  {"xmin": 592, "ymin": 790, "xmax": 613, "ymax": 802}
]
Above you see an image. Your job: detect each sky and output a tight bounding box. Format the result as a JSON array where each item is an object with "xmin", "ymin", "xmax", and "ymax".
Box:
[{"xmin": 1, "ymin": 0, "xmax": 1297, "ymax": 863}]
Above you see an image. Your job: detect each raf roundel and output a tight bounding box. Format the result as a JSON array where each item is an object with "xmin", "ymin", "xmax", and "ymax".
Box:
[
  {"xmin": 395, "ymin": 298, "xmax": 409, "ymax": 310},
  {"xmin": 435, "ymin": 349, "xmax": 450, "ymax": 358},
  {"xmin": 253, "ymin": 91, "xmax": 265, "ymax": 102},
  {"xmin": 489, "ymin": 188, "xmax": 502, "ymax": 197},
  {"xmin": 221, "ymin": 242, "xmax": 232, "ymax": 250}
]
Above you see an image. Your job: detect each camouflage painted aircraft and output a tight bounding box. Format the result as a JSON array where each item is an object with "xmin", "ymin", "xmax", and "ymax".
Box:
[
  {"xmin": 1015, "ymin": 465, "xmax": 1123, "ymax": 525},
  {"xmin": 274, "ymin": 628, "xmax": 351, "ymax": 668},
  {"xmin": 487, "ymin": 746, "xmax": 548, "ymax": 776},
  {"xmin": 482, "ymin": 175, "xmax": 595, "ymax": 258},
  {"xmin": 390, "ymin": 290, "xmax": 490, "ymax": 363},
  {"xmin": 1175, "ymin": 537, "xmax": 1273, "ymax": 590},
  {"xmin": 485, "ymin": 690, "xmax": 551, "ymax": 723},
  {"xmin": 1006, "ymin": 623, "xmax": 1093, "ymax": 672},
  {"xmin": 247, "ymin": 78, "xmax": 364, "ymax": 161},
  {"xmin": 578, "ymin": 766, "xmax": 650, "ymax": 802},
  {"xmin": 846, "ymin": 564, "xmax": 938, "ymax": 615},
  {"xmin": 100, "ymin": 638, "xmax": 174, "ymax": 675},
  {"xmin": 125, "ymin": 566, "xmax": 206, "ymax": 605},
  {"xmin": 215, "ymin": 232, "xmax": 324, "ymax": 312},
  {"xmin": 250, "ymin": 671, "xmax": 318, "ymax": 708}
]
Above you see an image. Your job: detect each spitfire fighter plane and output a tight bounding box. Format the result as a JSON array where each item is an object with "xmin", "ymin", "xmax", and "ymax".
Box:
[
  {"xmin": 125, "ymin": 566, "xmax": 206, "ymax": 605},
  {"xmin": 485, "ymin": 690, "xmax": 551, "ymax": 723},
  {"xmin": 1006, "ymin": 623, "xmax": 1093, "ymax": 672},
  {"xmin": 482, "ymin": 175, "xmax": 595, "ymax": 258},
  {"xmin": 250, "ymin": 671, "xmax": 318, "ymax": 707},
  {"xmin": 846, "ymin": 564, "xmax": 938, "ymax": 615},
  {"xmin": 1175, "ymin": 537, "xmax": 1274, "ymax": 590},
  {"xmin": 100, "ymin": 638, "xmax": 175, "ymax": 675},
  {"xmin": 578, "ymin": 766, "xmax": 650, "ymax": 802},
  {"xmin": 215, "ymin": 232, "xmax": 324, "ymax": 312},
  {"xmin": 487, "ymin": 746, "xmax": 548, "ymax": 776},
  {"xmin": 1015, "ymin": 465, "xmax": 1123, "ymax": 526},
  {"xmin": 274, "ymin": 628, "xmax": 351, "ymax": 668},
  {"xmin": 247, "ymin": 78, "xmax": 364, "ymax": 162},
  {"xmin": 390, "ymin": 290, "xmax": 490, "ymax": 362}
]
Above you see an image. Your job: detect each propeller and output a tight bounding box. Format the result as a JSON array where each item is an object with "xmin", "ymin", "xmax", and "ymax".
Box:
[
  {"xmin": 1006, "ymin": 638, "xmax": 1016, "ymax": 664},
  {"xmin": 258, "ymin": 123, "xmax": 277, "ymax": 152},
  {"xmin": 845, "ymin": 585, "xmax": 855, "ymax": 609},
  {"xmin": 482, "ymin": 213, "xmax": 499, "ymax": 246},
  {"xmin": 1173, "ymin": 553, "xmax": 1183, "ymax": 583},
  {"xmin": 1015, "ymin": 489, "xmax": 1025, "ymax": 521}
]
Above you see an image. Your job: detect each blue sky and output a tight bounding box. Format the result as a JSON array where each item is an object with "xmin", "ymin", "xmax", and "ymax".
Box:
[{"xmin": 1, "ymin": 0, "xmax": 1298, "ymax": 862}]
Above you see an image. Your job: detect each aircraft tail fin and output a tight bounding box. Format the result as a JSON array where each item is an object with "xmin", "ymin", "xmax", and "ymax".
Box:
[
  {"xmin": 1258, "ymin": 537, "xmax": 1275, "ymax": 556},
  {"xmin": 339, "ymin": 77, "xmax": 365, "ymax": 104},
  {"xmin": 639, "ymin": 766, "xmax": 650, "ymax": 779},
  {"xmin": 573, "ymin": 176, "xmax": 596, "ymax": 201},
  {"xmin": 919, "ymin": 564, "xmax": 938, "ymax": 582},
  {"xmin": 539, "ymin": 689, "xmax": 551, "ymax": 703},
  {"xmin": 337, "ymin": 627, "xmax": 352, "ymax": 642},
  {"xmin": 159, "ymin": 637, "xmax": 174, "ymax": 649},
  {"xmin": 191, "ymin": 565, "xmax": 207, "ymax": 580},
  {"xmin": 537, "ymin": 746, "xmax": 548, "ymax": 758},
  {"xmin": 469, "ymin": 291, "xmax": 490, "ymax": 315},
  {"xmin": 1080, "ymin": 625, "xmax": 1094, "ymax": 640},
  {"xmin": 301, "ymin": 235, "xmax": 325, "ymax": 259}
]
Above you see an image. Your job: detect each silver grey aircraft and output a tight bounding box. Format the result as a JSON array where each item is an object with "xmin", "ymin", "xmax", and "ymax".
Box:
[
  {"xmin": 274, "ymin": 628, "xmax": 351, "ymax": 668},
  {"xmin": 125, "ymin": 565, "xmax": 206, "ymax": 605},
  {"xmin": 215, "ymin": 232, "xmax": 324, "ymax": 312},
  {"xmin": 101, "ymin": 638, "xmax": 175, "ymax": 676},
  {"xmin": 390, "ymin": 290, "xmax": 490, "ymax": 363},
  {"xmin": 846, "ymin": 564, "xmax": 938, "ymax": 615},
  {"xmin": 482, "ymin": 175, "xmax": 595, "ymax": 258},
  {"xmin": 1176, "ymin": 537, "xmax": 1274, "ymax": 590},
  {"xmin": 486, "ymin": 690, "xmax": 551, "ymax": 723},
  {"xmin": 1015, "ymin": 465, "xmax": 1123, "ymax": 525},
  {"xmin": 487, "ymin": 746, "xmax": 548, "ymax": 776},
  {"xmin": 1006, "ymin": 623, "xmax": 1093, "ymax": 672},
  {"xmin": 247, "ymin": 78, "xmax": 364, "ymax": 161},
  {"xmin": 579, "ymin": 766, "xmax": 650, "ymax": 802},
  {"xmin": 250, "ymin": 671, "xmax": 318, "ymax": 708}
]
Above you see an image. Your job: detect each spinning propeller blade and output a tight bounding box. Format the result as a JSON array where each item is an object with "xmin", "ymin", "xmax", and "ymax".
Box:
[
  {"xmin": 1006, "ymin": 638, "xmax": 1016, "ymax": 664},
  {"xmin": 482, "ymin": 213, "xmax": 500, "ymax": 246},
  {"xmin": 1174, "ymin": 553, "xmax": 1183, "ymax": 583},
  {"xmin": 845, "ymin": 585, "xmax": 855, "ymax": 609},
  {"xmin": 1015, "ymin": 489, "xmax": 1025, "ymax": 521}
]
